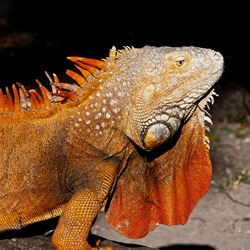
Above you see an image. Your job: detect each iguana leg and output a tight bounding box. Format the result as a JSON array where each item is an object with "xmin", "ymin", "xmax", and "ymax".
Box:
[{"xmin": 52, "ymin": 163, "xmax": 117, "ymax": 250}]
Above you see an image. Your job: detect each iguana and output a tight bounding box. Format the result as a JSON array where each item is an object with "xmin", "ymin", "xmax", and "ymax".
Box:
[{"xmin": 0, "ymin": 45, "xmax": 224, "ymax": 250}]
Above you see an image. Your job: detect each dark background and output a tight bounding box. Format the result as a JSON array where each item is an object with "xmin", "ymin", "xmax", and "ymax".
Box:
[{"xmin": 0, "ymin": 1, "xmax": 248, "ymax": 88}]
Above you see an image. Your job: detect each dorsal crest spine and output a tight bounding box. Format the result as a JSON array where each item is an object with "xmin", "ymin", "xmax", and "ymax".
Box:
[{"xmin": 0, "ymin": 55, "xmax": 106, "ymax": 113}]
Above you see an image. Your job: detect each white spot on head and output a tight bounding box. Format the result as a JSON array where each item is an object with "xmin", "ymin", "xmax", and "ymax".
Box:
[
  {"xmin": 106, "ymin": 113, "xmax": 111, "ymax": 119},
  {"xmin": 95, "ymin": 113, "xmax": 102, "ymax": 120},
  {"xmin": 109, "ymin": 99, "xmax": 116, "ymax": 105},
  {"xmin": 75, "ymin": 123, "xmax": 79, "ymax": 127},
  {"xmin": 106, "ymin": 92, "xmax": 113, "ymax": 97},
  {"xmin": 117, "ymin": 92, "xmax": 124, "ymax": 97},
  {"xmin": 78, "ymin": 118, "xmax": 82, "ymax": 122},
  {"xmin": 86, "ymin": 111, "xmax": 90, "ymax": 116},
  {"xmin": 95, "ymin": 125, "xmax": 100, "ymax": 130},
  {"xmin": 86, "ymin": 120, "xmax": 91, "ymax": 125}
]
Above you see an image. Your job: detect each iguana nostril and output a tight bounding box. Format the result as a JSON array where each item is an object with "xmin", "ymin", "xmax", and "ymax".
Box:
[
  {"xmin": 144, "ymin": 123, "xmax": 170, "ymax": 149},
  {"xmin": 213, "ymin": 51, "xmax": 223, "ymax": 61}
]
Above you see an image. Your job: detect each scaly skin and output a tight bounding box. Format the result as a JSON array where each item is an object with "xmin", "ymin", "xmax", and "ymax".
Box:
[{"xmin": 0, "ymin": 45, "xmax": 224, "ymax": 249}]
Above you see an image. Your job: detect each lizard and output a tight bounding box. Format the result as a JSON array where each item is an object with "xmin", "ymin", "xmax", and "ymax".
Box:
[{"xmin": 0, "ymin": 45, "xmax": 224, "ymax": 249}]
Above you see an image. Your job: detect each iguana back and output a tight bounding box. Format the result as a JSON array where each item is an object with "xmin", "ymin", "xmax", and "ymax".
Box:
[{"xmin": 0, "ymin": 45, "xmax": 224, "ymax": 249}]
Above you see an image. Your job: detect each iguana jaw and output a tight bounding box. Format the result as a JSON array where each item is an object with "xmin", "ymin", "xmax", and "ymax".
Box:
[{"xmin": 140, "ymin": 87, "xmax": 218, "ymax": 151}]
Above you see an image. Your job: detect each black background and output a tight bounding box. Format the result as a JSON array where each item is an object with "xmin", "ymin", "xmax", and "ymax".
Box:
[{"xmin": 0, "ymin": 1, "xmax": 248, "ymax": 87}]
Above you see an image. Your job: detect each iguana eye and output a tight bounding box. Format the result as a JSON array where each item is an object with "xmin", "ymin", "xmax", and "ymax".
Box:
[{"xmin": 175, "ymin": 56, "xmax": 186, "ymax": 68}]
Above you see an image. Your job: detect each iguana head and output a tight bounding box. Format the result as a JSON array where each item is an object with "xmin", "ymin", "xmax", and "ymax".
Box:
[{"xmin": 119, "ymin": 46, "xmax": 224, "ymax": 151}]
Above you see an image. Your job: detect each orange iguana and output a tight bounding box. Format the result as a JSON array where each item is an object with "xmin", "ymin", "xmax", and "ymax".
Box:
[{"xmin": 0, "ymin": 45, "xmax": 224, "ymax": 249}]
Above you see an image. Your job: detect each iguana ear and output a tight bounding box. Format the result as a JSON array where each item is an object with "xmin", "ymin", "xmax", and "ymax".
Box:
[{"xmin": 105, "ymin": 109, "xmax": 212, "ymax": 238}]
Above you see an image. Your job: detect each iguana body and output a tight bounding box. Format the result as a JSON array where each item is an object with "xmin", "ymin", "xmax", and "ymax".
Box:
[{"xmin": 0, "ymin": 45, "xmax": 224, "ymax": 249}]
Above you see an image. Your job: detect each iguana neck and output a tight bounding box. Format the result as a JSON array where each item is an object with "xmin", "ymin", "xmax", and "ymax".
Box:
[{"xmin": 61, "ymin": 74, "xmax": 134, "ymax": 154}]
